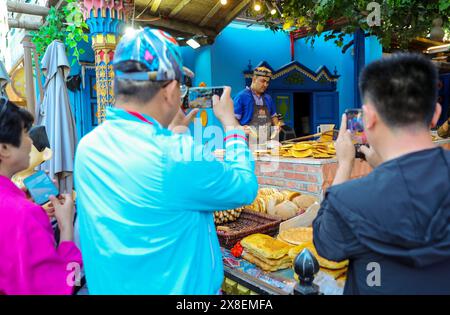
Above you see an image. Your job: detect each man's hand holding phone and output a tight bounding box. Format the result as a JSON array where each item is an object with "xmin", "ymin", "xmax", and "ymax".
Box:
[
  {"xmin": 49, "ymin": 194, "xmax": 75, "ymax": 242},
  {"xmin": 335, "ymin": 113, "xmax": 356, "ymax": 167},
  {"xmin": 212, "ymin": 86, "xmax": 241, "ymax": 131},
  {"xmin": 359, "ymin": 145, "xmax": 383, "ymax": 168}
]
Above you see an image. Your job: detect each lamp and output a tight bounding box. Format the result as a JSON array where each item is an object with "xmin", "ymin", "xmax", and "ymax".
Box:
[
  {"xmin": 220, "ymin": 0, "xmax": 227, "ymax": 5},
  {"xmin": 254, "ymin": 1, "xmax": 261, "ymax": 12},
  {"xmin": 125, "ymin": 26, "xmax": 138, "ymax": 36},
  {"xmin": 265, "ymin": 1, "xmax": 276, "ymax": 15},
  {"xmin": 186, "ymin": 38, "xmax": 201, "ymax": 49}
]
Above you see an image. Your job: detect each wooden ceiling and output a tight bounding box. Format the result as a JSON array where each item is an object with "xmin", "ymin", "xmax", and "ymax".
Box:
[{"xmin": 133, "ymin": 0, "xmax": 251, "ymax": 44}]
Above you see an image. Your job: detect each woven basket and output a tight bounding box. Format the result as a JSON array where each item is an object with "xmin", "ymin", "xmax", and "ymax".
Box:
[{"xmin": 216, "ymin": 209, "xmax": 282, "ymax": 249}]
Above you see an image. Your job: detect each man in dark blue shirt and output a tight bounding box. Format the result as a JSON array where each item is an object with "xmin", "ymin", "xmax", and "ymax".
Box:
[
  {"xmin": 233, "ymin": 67, "xmax": 279, "ymax": 142},
  {"xmin": 313, "ymin": 53, "xmax": 450, "ymax": 294}
]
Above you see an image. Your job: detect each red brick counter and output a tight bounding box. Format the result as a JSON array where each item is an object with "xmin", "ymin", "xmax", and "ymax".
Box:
[{"xmin": 255, "ymin": 138, "xmax": 450, "ymax": 199}]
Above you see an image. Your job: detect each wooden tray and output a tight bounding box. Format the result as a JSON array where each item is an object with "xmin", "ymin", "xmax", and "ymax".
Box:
[{"xmin": 216, "ymin": 209, "xmax": 282, "ymax": 249}]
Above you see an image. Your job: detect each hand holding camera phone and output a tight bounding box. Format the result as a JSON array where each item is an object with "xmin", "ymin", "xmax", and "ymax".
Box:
[
  {"xmin": 187, "ymin": 86, "xmax": 225, "ymax": 109},
  {"xmin": 344, "ymin": 108, "xmax": 369, "ymax": 159}
]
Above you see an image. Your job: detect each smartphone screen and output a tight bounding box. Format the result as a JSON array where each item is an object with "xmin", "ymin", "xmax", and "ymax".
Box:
[
  {"xmin": 188, "ymin": 87, "xmax": 224, "ymax": 108},
  {"xmin": 23, "ymin": 170, "xmax": 59, "ymax": 205},
  {"xmin": 345, "ymin": 108, "xmax": 366, "ymax": 144}
]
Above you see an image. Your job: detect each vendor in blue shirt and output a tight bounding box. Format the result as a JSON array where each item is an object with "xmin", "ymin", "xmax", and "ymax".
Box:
[{"xmin": 233, "ymin": 67, "xmax": 280, "ymax": 141}]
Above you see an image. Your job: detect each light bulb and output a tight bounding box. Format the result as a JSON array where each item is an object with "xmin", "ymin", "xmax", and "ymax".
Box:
[
  {"xmin": 220, "ymin": 0, "xmax": 227, "ymax": 5},
  {"xmin": 270, "ymin": 8, "xmax": 276, "ymax": 15},
  {"xmin": 254, "ymin": 3, "xmax": 261, "ymax": 11},
  {"xmin": 125, "ymin": 27, "xmax": 137, "ymax": 36},
  {"xmin": 186, "ymin": 38, "xmax": 201, "ymax": 49}
]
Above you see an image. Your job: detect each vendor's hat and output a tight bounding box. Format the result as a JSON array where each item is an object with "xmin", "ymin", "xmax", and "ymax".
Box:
[
  {"xmin": 253, "ymin": 66, "xmax": 272, "ymax": 78},
  {"xmin": 113, "ymin": 27, "xmax": 194, "ymax": 82}
]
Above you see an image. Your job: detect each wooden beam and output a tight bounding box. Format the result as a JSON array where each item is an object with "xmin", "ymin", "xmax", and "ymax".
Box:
[
  {"xmin": 150, "ymin": 0, "xmax": 162, "ymax": 13},
  {"xmin": 7, "ymin": 1, "xmax": 49, "ymax": 17},
  {"xmin": 169, "ymin": 0, "xmax": 192, "ymax": 18},
  {"xmin": 135, "ymin": 0, "xmax": 153, "ymax": 19},
  {"xmin": 200, "ymin": 1, "xmax": 223, "ymax": 27},
  {"xmin": 216, "ymin": 0, "xmax": 251, "ymax": 31},
  {"xmin": 136, "ymin": 14, "xmax": 217, "ymax": 38},
  {"xmin": 8, "ymin": 19, "xmax": 41, "ymax": 30}
]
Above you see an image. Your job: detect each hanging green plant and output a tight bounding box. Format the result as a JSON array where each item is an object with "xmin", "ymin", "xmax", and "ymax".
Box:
[
  {"xmin": 248, "ymin": 0, "xmax": 450, "ymax": 51},
  {"xmin": 31, "ymin": 0, "xmax": 88, "ymax": 66}
]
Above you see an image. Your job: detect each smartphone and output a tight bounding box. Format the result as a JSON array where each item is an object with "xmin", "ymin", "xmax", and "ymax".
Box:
[
  {"xmin": 345, "ymin": 108, "xmax": 366, "ymax": 144},
  {"xmin": 187, "ymin": 87, "xmax": 225, "ymax": 109},
  {"xmin": 23, "ymin": 170, "xmax": 59, "ymax": 205},
  {"xmin": 345, "ymin": 109, "xmax": 367, "ymax": 159}
]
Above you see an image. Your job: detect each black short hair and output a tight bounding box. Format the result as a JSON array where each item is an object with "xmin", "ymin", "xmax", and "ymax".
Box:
[
  {"xmin": 114, "ymin": 61, "xmax": 167, "ymax": 104},
  {"xmin": 0, "ymin": 99, "xmax": 34, "ymax": 147},
  {"xmin": 359, "ymin": 53, "xmax": 438, "ymax": 128}
]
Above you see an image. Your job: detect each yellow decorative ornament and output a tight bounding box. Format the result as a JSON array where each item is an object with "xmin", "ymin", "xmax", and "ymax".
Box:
[
  {"xmin": 200, "ymin": 110, "xmax": 208, "ymax": 127},
  {"xmin": 316, "ymin": 23, "xmax": 324, "ymax": 33},
  {"xmin": 283, "ymin": 18, "xmax": 294, "ymax": 31},
  {"xmin": 11, "ymin": 67, "xmax": 26, "ymax": 99}
]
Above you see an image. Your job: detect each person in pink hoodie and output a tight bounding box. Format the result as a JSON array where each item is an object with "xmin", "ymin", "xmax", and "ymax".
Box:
[{"xmin": 0, "ymin": 97, "xmax": 82, "ymax": 295}]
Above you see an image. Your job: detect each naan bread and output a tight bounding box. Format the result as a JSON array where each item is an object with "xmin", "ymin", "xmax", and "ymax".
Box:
[
  {"xmin": 242, "ymin": 251, "xmax": 292, "ymax": 272},
  {"xmin": 288, "ymin": 242, "xmax": 349, "ymax": 270},
  {"xmin": 292, "ymin": 195, "xmax": 318, "ymax": 210},
  {"xmin": 241, "ymin": 233, "xmax": 293, "ymax": 260},
  {"xmin": 278, "ymin": 227, "xmax": 313, "ymax": 245}
]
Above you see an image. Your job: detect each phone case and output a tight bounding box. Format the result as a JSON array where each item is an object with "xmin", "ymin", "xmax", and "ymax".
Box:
[{"xmin": 23, "ymin": 171, "xmax": 59, "ymax": 205}]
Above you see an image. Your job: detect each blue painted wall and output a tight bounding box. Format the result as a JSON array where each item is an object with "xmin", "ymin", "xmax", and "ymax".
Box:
[{"xmin": 180, "ymin": 22, "xmax": 383, "ymax": 118}]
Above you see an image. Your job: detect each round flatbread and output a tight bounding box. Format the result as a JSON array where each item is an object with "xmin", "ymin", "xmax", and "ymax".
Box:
[
  {"xmin": 278, "ymin": 227, "xmax": 313, "ymax": 245},
  {"xmin": 292, "ymin": 195, "xmax": 318, "ymax": 210}
]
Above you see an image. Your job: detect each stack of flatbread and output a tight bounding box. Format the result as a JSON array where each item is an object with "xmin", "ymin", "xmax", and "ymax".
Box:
[
  {"xmin": 275, "ymin": 141, "xmax": 336, "ymax": 159},
  {"xmin": 240, "ymin": 233, "xmax": 294, "ymax": 272},
  {"xmin": 278, "ymin": 227, "xmax": 349, "ymax": 280}
]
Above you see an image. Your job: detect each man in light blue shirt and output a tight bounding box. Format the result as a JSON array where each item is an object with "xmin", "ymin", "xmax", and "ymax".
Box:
[{"xmin": 74, "ymin": 28, "xmax": 258, "ymax": 294}]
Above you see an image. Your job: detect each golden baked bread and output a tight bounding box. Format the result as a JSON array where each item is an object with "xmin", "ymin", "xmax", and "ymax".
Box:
[
  {"xmin": 292, "ymin": 143, "xmax": 313, "ymax": 151},
  {"xmin": 292, "ymin": 195, "xmax": 318, "ymax": 211},
  {"xmin": 280, "ymin": 190, "xmax": 300, "ymax": 201},
  {"xmin": 278, "ymin": 227, "xmax": 313, "ymax": 245},
  {"xmin": 242, "ymin": 251, "xmax": 292, "ymax": 272},
  {"xmin": 241, "ymin": 233, "xmax": 293, "ymax": 259},
  {"xmin": 273, "ymin": 200, "xmax": 298, "ymax": 220},
  {"xmin": 288, "ymin": 242, "xmax": 349, "ymax": 270},
  {"xmin": 243, "ymin": 249, "xmax": 292, "ymax": 267},
  {"xmin": 291, "ymin": 149, "xmax": 313, "ymax": 158}
]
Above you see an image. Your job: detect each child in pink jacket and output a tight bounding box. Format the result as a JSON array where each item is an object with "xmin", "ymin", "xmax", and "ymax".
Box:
[{"xmin": 0, "ymin": 98, "xmax": 82, "ymax": 295}]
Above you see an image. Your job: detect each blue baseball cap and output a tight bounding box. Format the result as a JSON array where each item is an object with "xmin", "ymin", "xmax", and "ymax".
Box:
[{"xmin": 113, "ymin": 27, "xmax": 194, "ymax": 82}]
